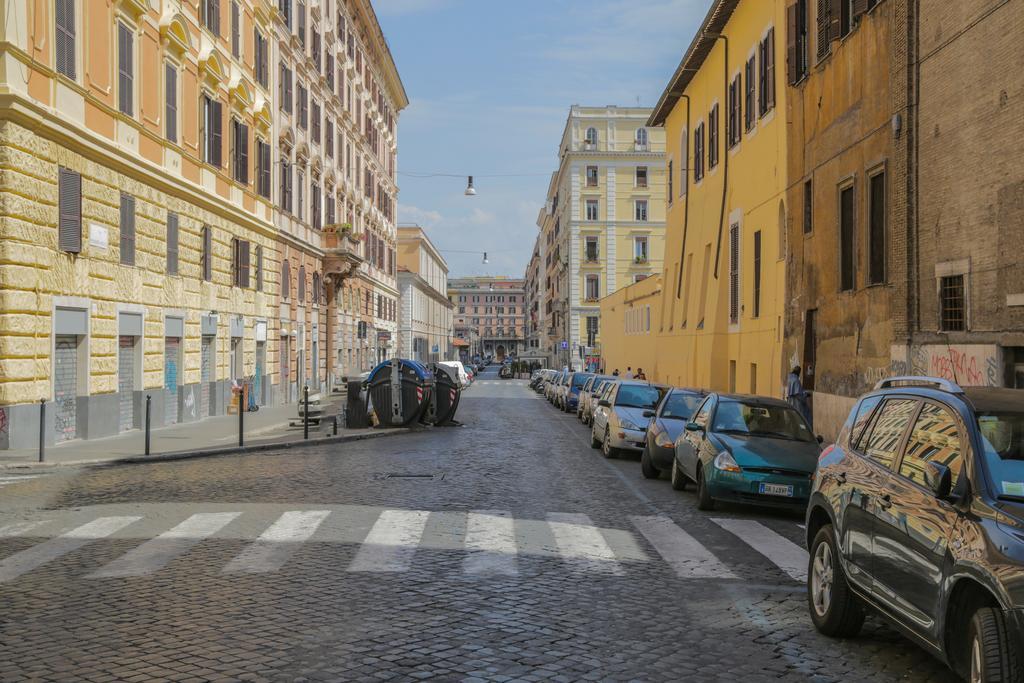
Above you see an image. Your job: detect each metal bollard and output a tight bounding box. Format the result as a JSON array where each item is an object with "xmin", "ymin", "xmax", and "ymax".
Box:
[
  {"xmin": 303, "ymin": 385, "xmax": 310, "ymax": 440},
  {"xmin": 144, "ymin": 395, "xmax": 152, "ymax": 455},
  {"xmin": 238, "ymin": 390, "xmax": 244, "ymax": 448},
  {"xmin": 332, "ymin": 415, "xmax": 338, "ymax": 436},
  {"xmin": 38, "ymin": 398, "xmax": 45, "ymax": 463}
]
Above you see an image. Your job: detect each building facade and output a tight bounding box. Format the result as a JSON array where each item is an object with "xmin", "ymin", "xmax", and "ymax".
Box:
[
  {"xmin": 536, "ymin": 107, "xmax": 666, "ymax": 372},
  {"xmin": 396, "ymin": 226, "xmax": 453, "ymax": 363},
  {"xmin": 0, "ymin": 0, "xmax": 283, "ymax": 449},
  {"xmin": 449, "ymin": 277, "xmax": 526, "ymax": 361},
  {"xmin": 600, "ymin": 274, "xmax": 662, "ymax": 377},
  {"xmin": 783, "ymin": 0, "xmax": 901, "ymax": 436},
  {"xmin": 522, "ymin": 231, "xmax": 548, "ymax": 364}
]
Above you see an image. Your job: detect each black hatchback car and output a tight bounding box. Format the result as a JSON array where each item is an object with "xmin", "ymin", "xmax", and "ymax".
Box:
[{"xmin": 805, "ymin": 376, "xmax": 1024, "ymax": 682}]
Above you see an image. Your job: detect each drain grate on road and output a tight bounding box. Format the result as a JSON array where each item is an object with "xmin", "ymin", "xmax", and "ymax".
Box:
[{"xmin": 373, "ymin": 472, "xmax": 446, "ymax": 481}]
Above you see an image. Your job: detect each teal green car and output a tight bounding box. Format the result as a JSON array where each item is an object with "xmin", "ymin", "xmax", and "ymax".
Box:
[{"xmin": 671, "ymin": 393, "xmax": 822, "ymax": 511}]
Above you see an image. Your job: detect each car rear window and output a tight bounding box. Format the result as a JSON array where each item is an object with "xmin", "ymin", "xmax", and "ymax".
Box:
[
  {"xmin": 572, "ymin": 374, "xmax": 592, "ymax": 388},
  {"xmin": 615, "ymin": 385, "xmax": 663, "ymax": 409},
  {"xmin": 977, "ymin": 411, "xmax": 1024, "ymax": 499},
  {"xmin": 661, "ymin": 393, "xmax": 703, "ymax": 420}
]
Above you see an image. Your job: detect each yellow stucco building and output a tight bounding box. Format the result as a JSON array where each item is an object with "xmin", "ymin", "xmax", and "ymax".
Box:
[
  {"xmin": 537, "ymin": 106, "xmax": 666, "ymax": 371},
  {"xmin": 602, "ymin": 0, "xmax": 789, "ymax": 395}
]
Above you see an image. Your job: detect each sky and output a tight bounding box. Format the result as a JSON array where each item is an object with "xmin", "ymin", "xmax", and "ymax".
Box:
[{"xmin": 374, "ymin": 0, "xmax": 714, "ymax": 279}]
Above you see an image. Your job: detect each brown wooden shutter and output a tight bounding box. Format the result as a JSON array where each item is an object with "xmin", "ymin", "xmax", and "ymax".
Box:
[
  {"xmin": 167, "ymin": 212, "xmax": 179, "ymax": 275},
  {"xmin": 58, "ymin": 167, "xmax": 82, "ymax": 253},
  {"xmin": 255, "ymin": 245, "xmax": 263, "ymax": 291},
  {"xmin": 766, "ymin": 28, "xmax": 776, "ymax": 109},
  {"xmin": 212, "ymin": 100, "xmax": 223, "ymax": 167},
  {"xmin": 203, "ymin": 226, "xmax": 213, "ymax": 281},
  {"xmin": 55, "ymin": 0, "xmax": 75, "ymax": 79},
  {"xmin": 787, "ymin": 3, "xmax": 799, "ymax": 84},
  {"xmin": 816, "ymin": 0, "xmax": 831, "ymax": 57},
  {"xmin": 240, "ymin": 240, "xmax": 251, "ymax": 288},
  {"xmin": 852, "ymin": 0, "xmax": 868, "ymax": 17},
  {"xmin": 118, "ymin": 23, "xmax": 133, "ymax": 115},
  {"xmin": 829, "ymin": 0, "xmax": 842, "ymax": 40},
  {"xmin": 231, "ymin": 238, "xmax": 239, "ymax": 286},
  {"xmin": 119, "ymin": 193, "xmax": 135, "ymax": 266},
  {"xmin": 282, "ymin": 259, "xmax": 290, "ymax": 299}
]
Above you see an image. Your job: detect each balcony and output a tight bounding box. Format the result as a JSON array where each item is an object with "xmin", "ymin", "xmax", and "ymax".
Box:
[{"xmin": 323, "ymin": 223, "xmax": 363, "ymax": 286}]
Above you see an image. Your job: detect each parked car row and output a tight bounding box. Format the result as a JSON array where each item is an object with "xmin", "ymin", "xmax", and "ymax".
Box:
[{"xmin": 529, "ymin": 370, "xmax": 1024, "ymax": 682}]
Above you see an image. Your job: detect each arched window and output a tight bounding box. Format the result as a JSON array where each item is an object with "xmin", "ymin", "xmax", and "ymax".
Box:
[
  {"xmin": 636, "ymin": 127, "xmax": 648, "ymax": 148},
  {"xmin": 584, "ymin": 127, "xmax": 598, "ymax": 146},
  {"xmin": 281, "ymin": 259, "xmax": 291, "ymax": 299},
  {"xmin": 298, "ymin": 265, "xmax": 306, "ymax": 301}
]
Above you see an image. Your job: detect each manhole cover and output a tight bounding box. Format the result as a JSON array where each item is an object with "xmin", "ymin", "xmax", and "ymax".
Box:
[{"xmin": 373, "ymin": 472, "xmax": 446, "ymax": 481}]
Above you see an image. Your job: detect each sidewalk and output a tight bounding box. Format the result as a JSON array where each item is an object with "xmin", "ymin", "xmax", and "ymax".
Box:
[{"xmin": 0, "ymin": 394, "xmax": 393, "ymax": 468}]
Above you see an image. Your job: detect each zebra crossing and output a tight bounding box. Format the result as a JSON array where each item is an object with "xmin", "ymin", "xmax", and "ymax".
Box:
[
  {"xmin": 0, "ymin": 507, "xmax": 808, "ymax": 586},
  {"xmin": 0, "ymin": 473, "xmax": 47, "ymax": 490}
]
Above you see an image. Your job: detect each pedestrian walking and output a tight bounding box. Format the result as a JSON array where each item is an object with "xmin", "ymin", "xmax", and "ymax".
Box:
[
  {"xmin": 624, "ymin": 367, "xmax": 635, "ymax": 379},
  {"xmin": 635, "ymin": 368, "xmax": 647, "ymax": 381},
  {"xmin": 786, "ymin": 366, "xmax": 813, "ymax": 429}
]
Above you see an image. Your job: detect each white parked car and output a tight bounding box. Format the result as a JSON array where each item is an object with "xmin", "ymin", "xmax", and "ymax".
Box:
[{"xmin": 437, "ymin": 361, "xmax": 471, "ymax": 389}]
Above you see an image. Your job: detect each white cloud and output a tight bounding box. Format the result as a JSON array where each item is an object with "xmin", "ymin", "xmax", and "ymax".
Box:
[{"xmin": 397, "ymin": 203, "xmax": 442, "ymax": 227}]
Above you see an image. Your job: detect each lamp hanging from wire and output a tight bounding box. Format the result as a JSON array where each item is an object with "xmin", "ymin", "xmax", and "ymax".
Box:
[{"xmin": 464, "ymin": 176, "xmax": 476, "ymax": 196}]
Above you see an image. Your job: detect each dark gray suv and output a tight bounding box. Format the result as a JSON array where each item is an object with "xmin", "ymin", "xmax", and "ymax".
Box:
[{"xmin": 805, "ymin": 377, "xmax": 1023, "ymax": 682}]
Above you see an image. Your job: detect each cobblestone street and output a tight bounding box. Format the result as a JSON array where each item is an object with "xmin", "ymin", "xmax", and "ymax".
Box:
[{"xmin": 0, "ymin": 378, "xmax": 957, "ymax": 682}]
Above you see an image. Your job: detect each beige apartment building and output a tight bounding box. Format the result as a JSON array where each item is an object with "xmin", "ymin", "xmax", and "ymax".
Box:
[
  {"xmin": 449, "ymin": 277, "xmax": 526, "ymax": 362},
  {"xmin": 396, "ymin": 226, "xmax": 452, "ymax": 363}
]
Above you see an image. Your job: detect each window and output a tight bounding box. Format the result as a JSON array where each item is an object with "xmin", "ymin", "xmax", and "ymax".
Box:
[
  {"xmin": 899, "ymin": 403, "xmax": 964, "ymax": 489},
  {"xmin": 297, "ymin": 83, "xmax": 308, "ymax": 129},
  {"xmin": 839, "ymin": 184, "xmax": 855, "ymax": 291},
  {"xmin": 296, "ymin": 0, "xmax": 306, "ymax": 46},
  {"xmin": 164, "ymin": 63, "xmax": 177, "ymax": 143},
  {"xmin": 117, "ymin": 22, "xmax": 133, "ymax": 116},
  {"xmin": 296, "ymin": 170, "xmax": 304, "ymax": 220},
  {"xmin": 679, "ymin": 130, "xmax": 688, "ymax": 197},
  {"xmin": 298, "ymin": 265, "xmax": 306, "ymax": 301},
  {"xmin": 868, "ymin": 171, "xmax": 886, "ymax": 284},
  {"xmin": 584, "ymin": 127, "xmax": 597, "ymax": 147},
  {"xmin": 203, "ymin": 0, "xmax": 221, "ymax": 34},
  {"xmin": 634, "ymin": 236, "xmax": 649, "ymax": 263},
  {"xmin": 232, "ymin": 238, "xmax": 250, "ymax": 288},
  {"xmin": 279, "ymin": 155, "xmax": 293, "ymax": 212},
  {"xmin": 231, "ymin": 1, "xmax": 240, "ymax": 57},
  {"xmin": 166, "ymin": 212, "xmax": 179, "ymax": 275},
  {"xmin": 55, "ymin": 0, "xmax": 75, "ymax": 79},
  {"xmin": 752, "ymin": 230, "xmax": 762, "ymax": 318},
  {"xmin": 585, "ymin": 236, "xmax": 599, "ymax": 262},
  {"xmin": 119, "ymin": 193, "xmax": 135, "ymax": 266},
  {"xmin": 311, "ymin": 99, "xmax": 321, "ymax": 144},
  {"xmin": 708, "ymin": 105, "xmax": 719, "ymax": 169},
  {"xmin": 758, "ymin": 29, "xmax": 776, "ymax": 117},
  {"xmin": 635, "ymin": 166, "xmax": 648, "ymax": 188},
  {"xmin": 585, "ymin": 275, "xmax": 600, "ymax": 301},
  {"xmin": 803, "ymin": 179, "xmax": 813, "ymax": 234},
  {"xmin": 635, "ymin": 127, "xmax": 648, "ymax": 150},
  {"xmin": 816, "ymin": 0, "xmax": 833, "ymax": 60},
  {"xmin": 729, "ymin": 223, "xmax": 740, "ymax": 324},
  {"xmin": 788, "ymin": 0, "xmax": 810, "ymax": 84},
  {"xmin": 635, "ymin": 200, "xmax": 649, "ymax": 222},
  {"xmin": 255, "ymin": 244, "xmax": 263, "ymax": 291},
  {"xmin": 256, "ymin": 139, "xmax": 271, "ymax": 198},
  {"xmin": 231, "ymin": 119, "xmax": 249, "ymax": 184},
  {"xmin": 311, "ymin": 182, "xmax": 321, "ymax": 230},
  {"xmin": 585, "ymin": 199, "xmax": 599, "ymax": 221},
  {"xmin": 279, "ymin": 63, "xmax": 293, "ymax": 114},
  {"xmin": 280, "ymin": 0, "xmax": 291, "ymax": 29},
  {"xmin": 744, "ymin": 56, "xmax": 756, "ymax": 131},
  {"xmin": 58, "ymin": 167, "xmax": 81, "ymax": 253},
  {"xmin": 254, "ymin": 30, "xmax": 268, "ymax": 87},
  {"xmin": 668, "ymin": 160, "xmax": 673, "ymax": 199},
  {"xmin": 586, "ymin": 316, "xmax": 599, "ymax": 346},
  {"xmin": 693, "ymin": 123, "xmax": 705, "ymax": 181},
  {"xmin": 586, "ymin": 165, "xmax": 598, "ymax": 187},
  {"xmin": 326, "ymin": 52, "xmax": 334, "ymax": 92},
  {"xmin": 861, "ymin": 398, "xmax": 918, "ymax": 469},
  {"xmin": 202, "ymin": 94, "xmax": 223, "ymax": 167},
  {"xmin": 311, "ymin": 29, "xmax": 321, "ymax": 72},
  {"xmin": 728, "ymin": 75, "xmax": 741, "ymax": 147},
  {"xmin": 281, "ymin": 259, "xmax": 291, "ymax": 299},
  {"xmin": 840, "ymin": 0, "xmax": 853, "ymax": 38},
  {"xmin": 201, "ymin": 225, "xmax": 212, "ymax": 281},
  {"xmin": 940, "ymin": 275, "xmax": 966, "ymax": 331}
]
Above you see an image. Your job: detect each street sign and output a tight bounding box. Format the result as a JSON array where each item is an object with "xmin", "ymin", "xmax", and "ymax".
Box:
[
  {"xmin": 560, "ymin": 341, "xmax": 569, "ymax": 349},
  {"xmin": 432, "ymin": 344, "xmax": 439, "ymax": 353}
]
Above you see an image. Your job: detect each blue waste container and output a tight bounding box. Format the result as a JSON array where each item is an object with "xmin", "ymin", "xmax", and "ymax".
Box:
[{"xmin": 365, "ymin": 359, "xmax": 434, "ymax": 427}]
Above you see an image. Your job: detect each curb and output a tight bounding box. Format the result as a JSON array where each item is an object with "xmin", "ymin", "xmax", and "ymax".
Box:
[{"xmin": 0, "ymin": 428, "xmax": 411, "ymax": 470}]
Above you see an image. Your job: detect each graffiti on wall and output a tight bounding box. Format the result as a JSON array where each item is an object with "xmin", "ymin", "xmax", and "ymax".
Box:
[{"xmin": 891, "ymin": 345, "xmax": 1001, "ymax": 387}]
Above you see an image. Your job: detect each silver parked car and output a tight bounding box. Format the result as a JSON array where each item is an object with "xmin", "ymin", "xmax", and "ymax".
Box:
[
  {"xmin": 591, "ymin": 381, "xmax": 668, "ymax": 458},
  {"xmin": 579, "ymin": 376, "xmax": 614, "ymax": 425}
]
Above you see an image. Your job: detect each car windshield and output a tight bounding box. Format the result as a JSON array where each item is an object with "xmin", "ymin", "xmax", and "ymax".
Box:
[
  {"xmin": 712, "ymin": 401, "xmax": 815, "ymax": 442},
  {"xmin": 977, "ymin": 411, "xmax": 1024, "ymax": 498},
  {"xmin": 615, "ymin": 385, "xmax": 663, "ymax": 409},
  {"xmin": 661, "ymin": 393, "xmax": 703, "ymax": 420},
  {"xmin": 572, "ymin": 374, "xmax": 592, "ymax": 389}
]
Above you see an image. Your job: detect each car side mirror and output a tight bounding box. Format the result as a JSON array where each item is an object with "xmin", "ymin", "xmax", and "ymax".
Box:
[
  {"xmin": 642, "ymin": 410, "xmax": 655, "ymax": 418},
  {"xmin": 816, "ymin": 435, "xmax": 824, "ymax": 444},
  {"xmin": 685, "ymin": 422, "xmax": 703, "ymax": 433},
  {"xmin": 598, "ymin": 399, "xmax": 611, "ymax": 408},
  {"xmin": 924, "ymin": 462, "xmax": 953, "ymax": 499}
]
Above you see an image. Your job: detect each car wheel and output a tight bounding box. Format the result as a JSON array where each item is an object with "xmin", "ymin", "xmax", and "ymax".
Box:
[
  {"xmin": 695, "ymin": 465, "xmax": 715, "ymax": 511},
  {"xmin": 602, "ymin": 428, "xmax": 618, "ymax": 459},
  {"xmin": 590, "ymin": 428, "xmax": 601, "ymax": 449},
  {"xmin": 641, "ymin": 447, "xmax": 660, "ymax": 480},
  {"xmin": 807, "ymin": 525, "xmax": 865, "ymax": 638},
  {"xmin": 670, "ymin": 458, "xmax": 687, "ymax": 491},
  {"xmin": 967, "ymin": 606, "xmax": 1022, "ymax": 683}
]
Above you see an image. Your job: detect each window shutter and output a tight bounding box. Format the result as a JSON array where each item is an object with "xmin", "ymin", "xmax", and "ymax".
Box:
[
  {"xmin": 816, "ymin": 0, "xmax": 831, "ymax": 58},
  {"xmin": 119, "ymin": 193, "xmax": 135, "ymax": 266},
  {"xmin": 852, "ymin": 0, "xmax": 868, "ymax": 17},
  {"xmin": 729, "ymin": 224, "xmax": 740, "ymax": 323},
  {"xmin": 255, "ymin": 245, "xmax": 263, "ymax": 291},
  {"xmin": 55, "ymin": 0, "xmax": 75, "ymax": 79},
  {"xmin": 203, "ymin": 226, "xmax": 213, "ymax": 281},
  {"xmin": 766, "ymin": 28, "xmax": 776, "ymax": 109},
  {"xmin": 212, "ymin": 100, "xmax": 223, "ymax": 167},
  {"xmin": 282, "ymin": 259, "xmax": 290, "ymax": 299},
  {"xmin": 787, "ymin": 3, "xmax": 799, "ymax": 84},
  {"xmin": 58, "ymin": 167, "xmax": 82, "ymax": 253},
  {"xmin": 829, "ymin": 0, "xmax": 842, "ymax": 40},
  {"xmin": 240, "ymin": 240, "xmax": 251, "ymax": 288},
  {"xmin": 118, "ymin": 23, "xmax": 133, "ymax": 116},
  {"xmin": 167, "ymin": 212, "xmax": 179, "ymax": 275},
  {"xmin": 240, "ymin": 123, "xmax": 249, "ymax": 184},
  {"xmin": 212, "ymin": 0, "xmax": 221, "ymax": 35},
  {"xmin": 231, "ymin": 1, "xmax": 239, "ymax": 56}
]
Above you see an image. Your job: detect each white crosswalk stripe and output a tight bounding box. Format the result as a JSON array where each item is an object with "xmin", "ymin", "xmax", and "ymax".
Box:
[
  {"xmin": 463, "ymin": 510, "xmax": 518, "ymax": 576},
  {"xmin": 88, "ymin": 512, "xmax": 241, "ymax": 578},
  {"xmin": 223, "ymin": 510, "xmax": 331, "ymax": 574},
  {"xmin": 0, "ymin": 516, "xmax": 141, "ymax": 583},
  {"xmin": 0, "ymin": 508, "xmax": 810, "ymax": 584},
  {"xmin": 629, "ymin": 515, "xmax": 737, "ymax": 579},
  {"xmin": 347, "ymin": 509, "xmax": 430, "ymax": 573},
  {"xmin": 0, "ymin": 474, "xmax": 44, "ymax": 490},
  {"xmin": 547, "ymin": 512, "xmax": 624, "ymax": 575},
  {"xmin": 711, "ymin": 518, "xmax": 808, "ymax": 583}
]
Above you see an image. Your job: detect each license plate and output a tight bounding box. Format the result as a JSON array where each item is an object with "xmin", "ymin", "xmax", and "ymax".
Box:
[{"xmin": 759, "ymin": 483, "xmax": 794, "ymax": 497}]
